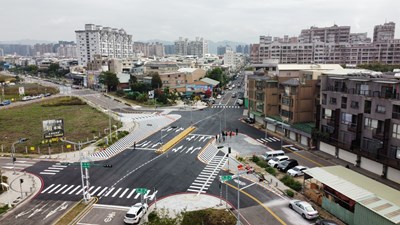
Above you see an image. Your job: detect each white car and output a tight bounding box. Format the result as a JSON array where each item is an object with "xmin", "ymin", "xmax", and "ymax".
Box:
[
  {"xmin": 124, "ymin": 202, "xmax": 148, "ymax": 224},
  {"xmin": 267, "ymin": 155, "xmax": 289, "ymax": 168},
  {"xmin": 216, "ymin": 94, "xmax": 222, "ymax": 99},
  {"xmin": 287, "ymin": 166, "xmax": 308, "ymax": 177},
  {"xmin": 289, "ymin": 200, "xmax": 319, "ymax": 220}
]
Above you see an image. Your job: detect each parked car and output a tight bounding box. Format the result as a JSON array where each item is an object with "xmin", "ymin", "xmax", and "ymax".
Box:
[
  {"xmin": 243, "ymin": 117, "xmax": 255, "ymax": 124},
  {"xmin": 0, "ymin": 100, "xmax": 11, "ymax": 106},
  {"xmin": 316, "ymin": 219, "xmax": 340, "ymax": 225},
  {"xmin": 268, "ymin": 155, "xmax": 289, "ymax": 168},
  {"xmin": 260, "ymin": 150, "xmax": 285, "ymax": 161},
  {"xmin": 22, "ymin": 96, "xmax": 31, "ymax": 101},
  {"xmin": 287, "ymin": 165, "xmax": 308, "ymax": 177},
  {"xmin": 288, "ymin": 200, "xmax": 319, "ymax": 220},
  {"xmin": 277, "ymin": 159, "xmax": 299, "ymax": 172},
  {"xmin": 216, "ymin": 94, "xmax": 222, "ymax": 99},
  {"xmin": 124, "ymin": 202, "xmax": 148, "ymax": 224},
  {"xmin": 232, "ymin": 92, "xmax": 237, "ymax": 98}
]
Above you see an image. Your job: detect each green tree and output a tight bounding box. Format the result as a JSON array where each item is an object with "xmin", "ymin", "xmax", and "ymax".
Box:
[
  {"xmin": 99, "ymin": 71, "xmax": 120, "ymax": 92},
  {"xmin": 206, "ymin": 67, "xmax": 228, "ymax": 86},
  {"xmin": 129, "ymin": 75, "xmax": 138, "ymax": 87},
  {"xmin": 131, "ymin": 82, "xmax": 152, "ymax": 93},
  {"xmin": 150, "ymin": 72, "xmax": 162, "ymax": 89}
]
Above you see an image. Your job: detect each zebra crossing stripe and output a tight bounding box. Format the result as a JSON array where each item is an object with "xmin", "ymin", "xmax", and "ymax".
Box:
[
  {"xmin": 127, "ymin": 189, "xmax": 136, "ymax": 199},
  {"xmin": 187, "ymin": 189, "xmax": 206, "ymax": 193},
  {"xmin": 112, "ymin": 188, "xmax": 123, "ymax": 197},
  {"xmin": 91, "ymin": 186, "xmax": 102, "ymax": 195},
  {"xmin": 47, "ymin": 184, "xmax": 61, "ymax": 194},
  {"xmin": 44, "ymin": 169, "xmax": 59, "ymax": 173},
  {"xmin": 98, "ymin": 187, "xmax": 108, "ymax": 196},
  {"xmin": 75, "ymin": 188, "xmax": 84, "ymax": 195},
  {"xmin": 41, "ymin": 184, "xmax": 55, "ymax": 193},
  {"xmin": 143, "ymin": 190, "xmax": 150, "ymax": 199},
  {"xmin": 49, "ymin": 167, "xmax": 64, "ymax": 170},
  {"xmin": 119, "ymin": 188, "xmax": 129, "ymax": 198},
  {"xmin": 69, "ymin": 186, "xmax": 81, "ymax": 195},
  {"xmin": 62, "ymin": 185, "xmax": 75, "ymax": 194},
  {"xmin": 87, "ymin": 186, "xmax": 95, "ymax": 193},
  {"xmin": 54, "ymin": 184, "xmax": 68, "ymax": 194},
  {"xmin": 134, "ymin": 192, "xmax": 141, "ymax": 199},
  {"xmin": 104, "ymin": 187, "xmax": 115, "ymax": 197}
]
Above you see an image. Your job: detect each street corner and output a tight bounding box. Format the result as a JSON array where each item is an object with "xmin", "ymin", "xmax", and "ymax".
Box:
[{"xmin": 76, "ymin": 204, "xmax": 130, "ymax": 225}]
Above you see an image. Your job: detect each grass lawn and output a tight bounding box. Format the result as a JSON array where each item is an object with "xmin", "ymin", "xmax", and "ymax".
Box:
[
  {"xmin": 0, "ymin": 97, "xmax": 118, "ymax": 155},
  {"xmin": 54, "ymin": 201, "xmax": 88, "ymax": 225}
]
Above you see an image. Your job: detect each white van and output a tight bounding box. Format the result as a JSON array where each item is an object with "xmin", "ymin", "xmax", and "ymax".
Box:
[{"xmin": 261, "ymin": 150, "xmax": 285, "ymax": 161}]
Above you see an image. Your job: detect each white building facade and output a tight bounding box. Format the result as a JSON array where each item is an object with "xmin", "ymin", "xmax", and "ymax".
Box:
[{"xmin": 75, "ymin": 24, "xmax": 134, "ymax": 67}]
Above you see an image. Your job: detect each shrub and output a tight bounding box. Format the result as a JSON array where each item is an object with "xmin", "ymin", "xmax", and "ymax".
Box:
[
  {"xmin": 255, "ymin": 160, "xmax": 268, "ymax": 168},
  {"xmin": 286, "ymin": 189, "xmax": 294, "ymax": 197},
  {"xmin": 147, "ymin": 211, "xmax": 158, "ymax": 222},
  {"xmin": 265, "ymin": 166, "xmax": 276, "ymax": 176},
  {"xmin": 280, "ymin": 175, "xmax": 302, "ymax": 192},
  {"xmin": 116, "ymin": 90, "xmax": 125, "ymax": 97},
  {"xmin": 236, "ymin": 156, "xmax": 244, "ymax": 162},
  {"xmin": 252, "ymin": 155, "xmax": 260, "ymax": 163}
]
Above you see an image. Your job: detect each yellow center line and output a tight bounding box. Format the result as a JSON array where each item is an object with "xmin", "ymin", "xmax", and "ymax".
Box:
[
  {"xmin": 283, "ymin": 146, "xmax": 324, "ymax": 167},
  {"xmin": 226, "ymin": 182, "xmax": 287, "ymax": 225}
]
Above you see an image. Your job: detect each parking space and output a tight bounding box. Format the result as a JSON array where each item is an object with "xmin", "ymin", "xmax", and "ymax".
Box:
[{"xmin": 77, "ymin": 204, "xmax": 130, "ymax": 225}]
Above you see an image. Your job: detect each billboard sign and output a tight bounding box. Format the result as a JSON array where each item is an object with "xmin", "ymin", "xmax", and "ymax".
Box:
[
  {"xmin": 19, "ymin": 87, "xmax": 25, "ymax": 95},
  {"xmin": 185, "ymin": 84, "xmax": 212, "ymax": 93},
  {"xmin": 43, "ymin": 119, "xmax": 64, "ymax": 139}
]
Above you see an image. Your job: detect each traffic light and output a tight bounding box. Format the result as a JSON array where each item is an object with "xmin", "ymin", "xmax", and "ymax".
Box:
[
  {"xmin": 103, "ymin": 164, "xmax": 113, "ymax": 168},
  {"xmin": 20, "ymin": 179, "xmax": 24, "ymax": 184},
  {"xmin": 13, "ymin": 157, "xmax": 16, "ymax": 162},
  {"xmin": 228, "ymin": 147, "xmax": 231, "ymax": 154}
]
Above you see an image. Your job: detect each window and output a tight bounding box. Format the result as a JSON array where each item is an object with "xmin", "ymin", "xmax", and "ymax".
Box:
[
  {"xmin": 341, "ymin": 113, "xmax": 352, "ymax": 124},
  {"xmin": 350, "ymin": 101, "xmax": 359, "ymax": 109},
  {"xmin": 364, "ymin": 100, "xmax": 371, "ymax": 114},
  {"xmin": 393, "ymin": 124, "xmax": 400, "ymax": 139},
  {"xmin": 376, "ymin": 105, "xmax": 386, "ymax": 114},
  {"xmin": 364, "ymin": 117, "xmax": 378, "ymax": 129},
  {"xmin": 329, "ymin": 97, "xmax": 337, "ymax": 105},
  {"xmin": 393, "ymin": 105, "xmax": 400, "ymax": 119},
  {"xmin": 323, "ymin": 108, "xmax": 332, "ymax": 119},
  {"xmin": 341, "ymin": 97, "xmax": 347, "ymax": 109}
]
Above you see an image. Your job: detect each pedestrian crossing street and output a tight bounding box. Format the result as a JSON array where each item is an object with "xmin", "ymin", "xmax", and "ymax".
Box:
[
  {"xmin": 211, "ymin": 105, "xmax": 241, "ymax": 109},
  {"xmin": 187, "ymin": 155, "xmax": 227, "ymax": 194},
  {"xmin": 1, "ymin": 159, "xmax": 38, "ymax": 171},
  {"xmin": 41, "ymin": 183, "xmax": 157, "ymax": 201},
  {"xmin": 90, "ymin": 114, "xmax": 179, "ymax": 159},
  {"xmin": 256, "ymin": 136, "xmax": 280, "ymax": 144},
  {"xmin": 39, "ymin": 162, "xmax": 68, "ymax": 175}
]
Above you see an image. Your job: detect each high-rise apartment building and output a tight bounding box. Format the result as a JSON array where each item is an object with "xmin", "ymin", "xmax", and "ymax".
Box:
[
  {"xmin": 164, "ymin": 45, "xmax": 175, "ymax": 55},
  {"xmin": 253, "ymin": 23, "xmax": 400, "ymax": 65},
  {"xmin": 373, "ymin": 22, "xmax": 395, "ymax": 42},
  {"xmin": 75, "ymin": 24, "xmax": 133, "ymax": 67},
  {"xmin": 174, "ymin": 37, "xmax": 207, "ymax": 57},
  {"xmin": 148, "ymin": 42, "xmax": 164, "ymax": 57},
  {"xmin": 33, "ymin": 43, "xmax": 55, "ymax": 56},
  {"xmin": 299, "ymin": 25, "xmax": 351, "ymax": 43}
]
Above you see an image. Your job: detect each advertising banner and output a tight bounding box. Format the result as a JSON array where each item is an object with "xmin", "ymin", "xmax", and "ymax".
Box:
[{"xmin": 42, "ymin": 119, "xmax": 64, "ymax": 139}]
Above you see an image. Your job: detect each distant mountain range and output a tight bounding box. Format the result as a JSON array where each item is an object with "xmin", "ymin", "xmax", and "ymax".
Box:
[{"xmin": 1, "ymin": 39, "xmax": 250, "ymax": 54}]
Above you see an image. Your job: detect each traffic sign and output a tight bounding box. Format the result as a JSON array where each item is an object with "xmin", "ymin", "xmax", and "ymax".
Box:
[
  {"xmin": 82, "ymin": 162, "xmax": 90, "ymax": 169},
  {"xmin": 136, "ymin": 188, "xmax": 148, "ymax": 194},
  {"xmin": 220, "ymin": 175, "xmax": 233, "ymax": 182}
]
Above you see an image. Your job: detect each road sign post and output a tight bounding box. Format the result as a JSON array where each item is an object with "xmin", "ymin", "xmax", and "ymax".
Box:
[{"xmin": 136, "ymin": 188, "xmax": 148, "ymax": 204}]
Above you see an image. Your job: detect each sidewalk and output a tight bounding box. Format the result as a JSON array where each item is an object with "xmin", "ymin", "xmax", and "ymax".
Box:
[{"xmin": 0, "ymin": 170, "xmax": 41, "ymax": 209}]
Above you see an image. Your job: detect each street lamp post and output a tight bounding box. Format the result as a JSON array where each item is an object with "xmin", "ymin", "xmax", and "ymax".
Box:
[{"xmin": 11, "ymin": 138, "xmax": 28, "ymax": 175}]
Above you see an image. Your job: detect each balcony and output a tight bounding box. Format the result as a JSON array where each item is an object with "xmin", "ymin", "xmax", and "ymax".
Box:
[
  {"xmin": 326, "ymin": 85, "xmax": 347, "ymax": 93},
  {"xmin": 347, "ymin": 123, "xmax": 357, "ymax": 132},
  {"xmin": 372, "ymin": 128, "xmax": 384, "ymax": 141}
]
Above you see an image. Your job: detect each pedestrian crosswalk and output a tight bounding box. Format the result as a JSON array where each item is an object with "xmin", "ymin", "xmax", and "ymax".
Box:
[
  {"xmin": 1, "ymin": 159, "xmax": 38, "ymax": 171},
  {"xmin": 256, "ymin": 136, "xmax": 280, "ymax": 144},
  {"xmin": 39, "ymin": 162, "xmax": 68, "ymax": 175},
  {"xmin": 89, "ymin": 114, "xmax": 181, "ymax": 159},
  {"xmin": 135, "ymin": 134, "xmax": 212, "ymax": 153},
  {"xmin": 211, "ymin": 105, "xmax": 241, "ymax": 109},
  {"xmin": 198, "ymin": 142, "xmax": 219, "ymax": 164},
  {"xmin": 187, "ymin": 155, "xmax": 227, "ymax": 194},
  {"xmin": 41, "ymin": 183, "xmax": 157, "ymax": 201}
]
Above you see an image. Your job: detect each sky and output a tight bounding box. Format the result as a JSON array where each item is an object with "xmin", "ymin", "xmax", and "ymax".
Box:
[{"xmin": 1, "ymin": 0, "xmax": 400, "ymax": 44}]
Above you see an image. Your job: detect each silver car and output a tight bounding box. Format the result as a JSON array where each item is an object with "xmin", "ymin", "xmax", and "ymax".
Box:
[
  {"xmin": 289, "ymin": 200, "xmax": 319, "ymax": 220},
  {"xmin": 287, "ymin": 166, "xmax": 308, "ymax": 177}
]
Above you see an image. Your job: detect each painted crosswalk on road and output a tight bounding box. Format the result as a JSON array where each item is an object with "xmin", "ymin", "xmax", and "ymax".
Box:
[
  {"xmin": 256, "ymin": 137, "xmax": 280, "ymax": 144},
  {"xmin": 40, "ymin": 184, "xmax": 158, "ymax": 200}
]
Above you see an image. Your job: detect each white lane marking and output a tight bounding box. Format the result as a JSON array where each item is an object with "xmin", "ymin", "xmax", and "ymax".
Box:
[
  {"xmin": 44, "ymin": 169, "xmax": 60, "ymax": 173},
  {"xmin": 40, "ymin": 172, "xmax": 56, "ymax": 175},
  {"xmin": 69, "ymin": 186, "xmax": 81, "ymax": 195},
  {"xmin": 91, "ymin": 186, "xmax": 102, "ymax": 195},
  {"xmin": 97, "ymin": 187, "xmax": 108, "ymax": 196},
  {"xmin": 47, "ymin": 184, "xmax": 61, "ymax": 194},
  {"xmin": 54, "ymin": 184, "xmax": 68, "ymax": 194},
  {"xmin": 134, "ymin": 192, "xmax": 141, "ymax": 199},
  {"xmin": 41, "ymin": 184, "xmax": 55, "ymax": 193},
  {"xmin": 62, "ymin": 185, "xmax": 75, "ymax": 194},
  {"xmin": 119, "ymin": 188, "xmax": 129, "ymax": 198},
  {"xmin": 127, "ymin": 189, "xmax": 136, "ymax": 199}
]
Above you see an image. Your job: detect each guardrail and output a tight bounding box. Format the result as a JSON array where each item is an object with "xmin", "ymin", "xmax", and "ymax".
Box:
[{"xmin": 155, "ymin": 126, "xmax": 196, "ymax": 154}]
